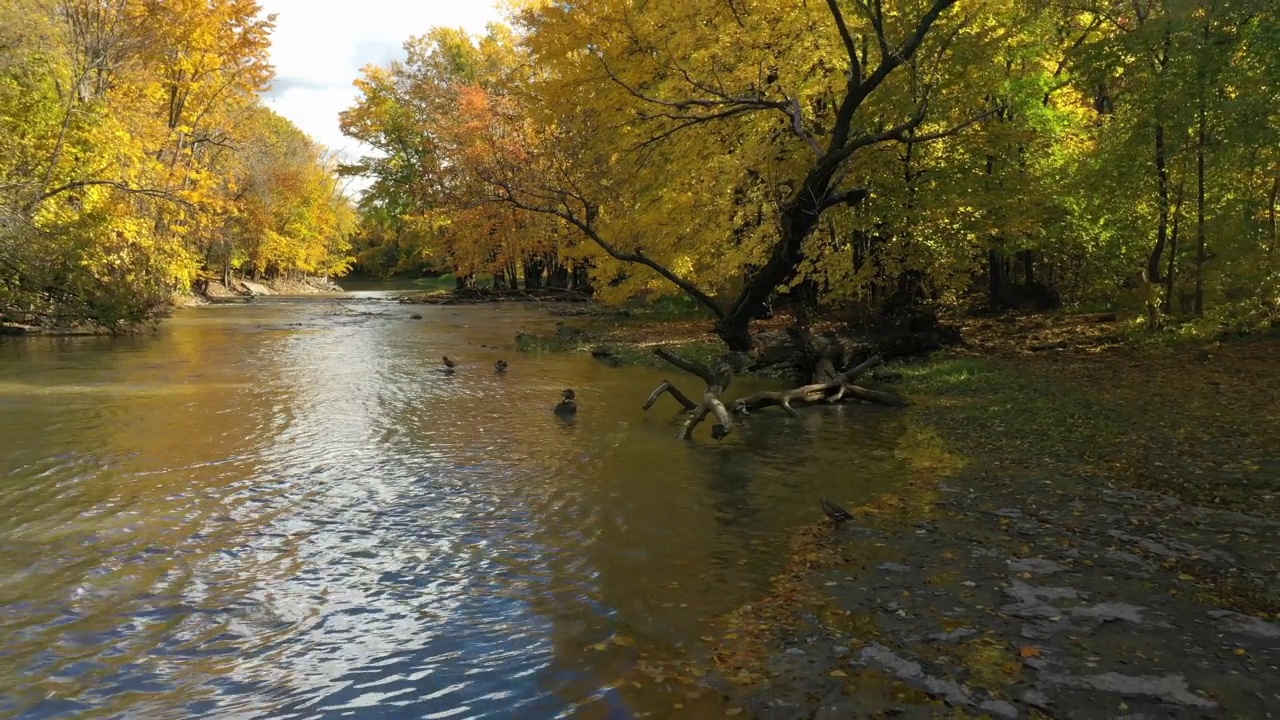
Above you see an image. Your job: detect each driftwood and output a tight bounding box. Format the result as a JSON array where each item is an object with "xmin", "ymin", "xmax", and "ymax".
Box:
[
  {"xmin": 731, "ymin": 355, "xmax": 904, "ymax": 414},
  {"xmin": 644, "ymin": 347, "xmax": 905, "ymax": 441},
  {"xmin": 643, "ymin": 380, "xmax": 697, "ymax": 412}
]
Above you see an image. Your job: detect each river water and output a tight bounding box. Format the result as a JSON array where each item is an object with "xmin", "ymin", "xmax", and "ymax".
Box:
[{"xmin": 0, "ymin": 293, "xmax": 911, "ymax": 719}]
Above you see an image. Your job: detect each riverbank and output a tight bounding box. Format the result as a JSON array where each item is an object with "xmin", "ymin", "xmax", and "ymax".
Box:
[
  {"xmin": 516, "ymin": 305, "xmax": 1279, "ymax": 716},
  {"xmin": 694, "ymin": 333, "xmax": 1280, "ymax": 718},
  {"xmin": 172, "ymin": 276, "xmax": 345, "ymax": 308}
]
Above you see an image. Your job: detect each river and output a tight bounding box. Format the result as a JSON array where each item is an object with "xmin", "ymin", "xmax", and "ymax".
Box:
[{"xmin": 0, "ymin": 292, "xmax": 911, "ymax": 719}]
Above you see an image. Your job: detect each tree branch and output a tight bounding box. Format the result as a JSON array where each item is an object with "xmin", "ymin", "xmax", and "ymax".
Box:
[
  {"xmin": 485, "ymin": 176, "xmax": 727, "ymax": 319},
  {"xmin": 825, "ymin": 0, "xmax": 863, "ymax": 82},
  {"xmin": 826, "ymin": 0, "xmax": 960, "ymax": 158},
  {"xmin": 26, "ymin": 179, "xmax": 190, "ymax": 213},
  {"xmin": 654, "ymin": 347, "xmax": 717, "ymax": 384},
  {"xmin": 820, "ymin": 187, "xmax": 871, "ymax": 212}
]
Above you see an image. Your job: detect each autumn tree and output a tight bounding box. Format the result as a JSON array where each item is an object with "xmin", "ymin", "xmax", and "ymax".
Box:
[
  {"xmin": 0, "ymin": 0, "xmax": 354, "ymax": 330},
  {"xmin": 445, "ymin": 0, "xmax": 1012, "ymax": 350}
]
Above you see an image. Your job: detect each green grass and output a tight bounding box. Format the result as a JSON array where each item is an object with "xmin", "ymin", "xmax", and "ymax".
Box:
[
  {"xmin": 514, "ymin": 330, "xmax": 598, "ymax": 353},
  {"xmin": 897, "ymin": 355, "xmax": 1130, "ymax": 465},
  {"xmin": 620, "ymin": 293, "xmax": 715, "ymax": 322},
  {"xmin": 602, "ymin": 339, "xmax": 725, "ymax": 369}
]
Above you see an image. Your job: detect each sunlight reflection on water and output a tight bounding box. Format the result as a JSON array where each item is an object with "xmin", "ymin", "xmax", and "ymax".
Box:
[{"xmin": 0, "ymin": 294, "xmax": 910, "ymax": 718}]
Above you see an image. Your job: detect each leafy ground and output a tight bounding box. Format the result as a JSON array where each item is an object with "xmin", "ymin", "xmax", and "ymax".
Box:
[{"xmin": 688, "ymin": 318, "xmax": 1280, "ymax": 719}]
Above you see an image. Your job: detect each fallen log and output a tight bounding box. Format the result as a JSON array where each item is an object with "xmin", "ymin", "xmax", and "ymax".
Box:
[
  {"xmin": 733, "ymin": 355, "xmax": 897, "ymax": 411},
  {"xmin": 643, "ymin": 380, "xmax": 697, "ymax": 412},
  {"xmin": 644, "ymin": 348, "xmax": 903, "ymax": 441},
  {"xmin": 679, "ymin": 361, "xmax": 734, "ymax": 441}
]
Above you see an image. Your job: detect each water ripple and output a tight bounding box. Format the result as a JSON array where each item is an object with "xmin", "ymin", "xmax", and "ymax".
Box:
[{"xmin": 0, "ymin": 296, "xmax": 914, "ymax": 718}]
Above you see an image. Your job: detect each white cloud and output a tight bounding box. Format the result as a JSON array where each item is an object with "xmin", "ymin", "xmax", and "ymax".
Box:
[{"xmin": 258, "ymin": 0, "xmax": 504, "ymax": 163}]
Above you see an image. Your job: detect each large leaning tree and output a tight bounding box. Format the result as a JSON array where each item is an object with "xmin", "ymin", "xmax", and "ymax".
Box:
[{"xmin": 450, "ymin": 0, "xmax": 1006, "ymax": 351}]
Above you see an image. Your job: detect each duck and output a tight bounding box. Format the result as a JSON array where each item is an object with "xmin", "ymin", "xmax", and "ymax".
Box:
[
  {"xmin": 442, "ymin": 356, "xmax": 457, "ymax": 368},
  {"xmin": 554, "ymin": 389, "xmax": 577, "ymax": 417},
  {"xmin": 494, "ymin": 360, "xmax": 509, "ymax": 373},
  {"xmin": 820, "ymin": 497, "xmax": 854, "ymax": 524}
]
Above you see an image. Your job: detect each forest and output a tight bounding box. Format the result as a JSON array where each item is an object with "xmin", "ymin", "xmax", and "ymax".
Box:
[
  {"xmin": 344, "ymin": 0, "xmax": 1278, "ymax": 349},
  {"xmin": 0, "ymin": 0, "xmax": 354, "ymax": 330}
]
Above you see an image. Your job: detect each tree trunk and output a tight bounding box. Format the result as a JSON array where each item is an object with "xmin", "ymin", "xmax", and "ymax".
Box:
[
  {"xmin": 988, "ymin": 247, "xmax": 1004, "ymax": 308},
  {"xmin": 1194, "ymin": 88, "xmax": 1207, "ymax": 317},
  {"xmin": 1165, "ymin": 180, "xmax": 1185, "ymax": 314},
  {"xmin": 571, "ymin": 263, "xmax": 592, "ymax": 294},
  {"xmin": 1194, "ymin": 3, "xmax": 1213, "ymax": 317},
  {"xmin": 547, "ymin": 259, "xmax": 570, "ymax": 289},
  {"xmin": 717, "ymin": 161, "xmax": 851, "ymax": 351},
  {"xmin": 1149, "ymin": 124, "xmax": 1170, "ymax": 283},
  {"xmin": 790, "ymin": 279, "xmax": 820, "ymax": 320},
  {"xmin": 1023, "ymin": 249, "xmax": 1035, "ymax": 285},
  {"xmin": 522, "ymin": 258, "xmax": 543, "ymax": 290},
  {"xmin": 1268, "ymin": 175, "xmax": 1278, "ymax": 255}
]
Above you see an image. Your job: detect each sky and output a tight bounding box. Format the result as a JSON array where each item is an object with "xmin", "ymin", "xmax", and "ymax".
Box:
[{"xmin": 258, "ymin": 1, "xmax": 504, "ymax": 163}]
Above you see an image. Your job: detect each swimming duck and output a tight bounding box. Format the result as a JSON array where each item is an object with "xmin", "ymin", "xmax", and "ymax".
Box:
[
  {"xmin": 494, "ymin": 360, "xmax": 508, "ymax": 373},
  {"xmin": 554, "ymin": 389, "xmax": 577, "ymax": 417},
  {"xmin": 820, "ymin": 497, "xmax": 854, "ymax": 524},
  {"xmin": 442, "ymin": 356, "xmax": 457, "ymax": 368}
]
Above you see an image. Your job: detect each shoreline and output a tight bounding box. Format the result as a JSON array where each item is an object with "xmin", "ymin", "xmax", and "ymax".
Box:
[
  {"xmin": 692, "ymin": 334, "xmax": 1280, "ymax": 718},
  {"xmin": 192, "ymin": 276, "xmax": 345, "ymax": 304}
]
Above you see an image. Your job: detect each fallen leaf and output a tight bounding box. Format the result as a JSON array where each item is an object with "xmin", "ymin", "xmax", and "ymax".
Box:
[
  {"xmin": 830, "ymin": 670, "xmax": 848, "ymax": 677},
  {"xmin": 1018, "ymin": 646, "xmax": 1042, "ymax": 658}
]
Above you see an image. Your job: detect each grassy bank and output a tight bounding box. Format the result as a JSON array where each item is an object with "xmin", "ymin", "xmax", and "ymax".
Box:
[{"xmin": 899, "ymin": 335, "xmax": 1279, "ymax": 514}]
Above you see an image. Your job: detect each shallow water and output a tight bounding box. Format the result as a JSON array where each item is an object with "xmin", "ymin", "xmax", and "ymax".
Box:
[{"xmin": 0, "ymin": 294, "xmax": 911, "ymax": 718}]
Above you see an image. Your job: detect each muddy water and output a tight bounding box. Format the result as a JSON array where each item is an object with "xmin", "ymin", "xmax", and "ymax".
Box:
[{"xmin": 0, "ymin": 294, "xmax": 911, "ymax": 718}]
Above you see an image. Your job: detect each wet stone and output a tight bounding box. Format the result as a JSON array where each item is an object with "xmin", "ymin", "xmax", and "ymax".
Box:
[
  {"xmin": 1008, "ymin": 558, "xmax": 1068, "ymax": 576},
  {"xmin": 979, "ymin": 699, "xmax": 1019, "ymax": 719},
  {"xmin": 1021, "ymin": 689, "xmax": 1050, "ymax": 708},
  {"xmin": 1210, "ymin": 610, "xmax": 1280, "ymax": 639},
  {"xmin": 927, "ymin": 628, "xmax": 978, "ymax": 643},
  {"xmin": 1040, "ymin": 672, "xmax": 1217, "ymax": 709}
]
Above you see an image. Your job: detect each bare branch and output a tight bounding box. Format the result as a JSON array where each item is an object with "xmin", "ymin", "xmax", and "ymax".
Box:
[
  {"xmin": 484, "ymin": 175, "xmax": 727, "ymax": 319},
  {"xmin": 899, "ymin": 107, "xmax": 999, "ymax": 145},
  {"xmin": 654, "ymin": 347, "xmax": 717, "ymax": 384},
  {"xmin": 827, "ymin": 0, "xmax": 960, "ymax": 157},
  {"xmin": 820, "ymin": 187, "xmax": 871, "ymax": 212},
  {"xmin": 825, "ymin": 0, "xmax": 863, "ymax": 82},
  {"xmin": 644, "ymin": 380, "xmax": 698, "ymax": 411}
]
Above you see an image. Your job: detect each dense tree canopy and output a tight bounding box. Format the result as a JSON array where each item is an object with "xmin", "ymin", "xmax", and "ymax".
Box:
[
  {"xmin": 0, "ymin": 0, "xmax": 354, "ymax": 330},
  {"xmin": 344, "ymin": 0, "xmax": 1277, "ymax": 347}
]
